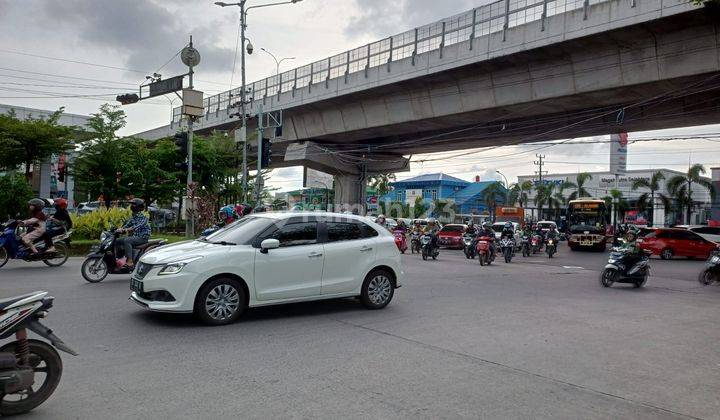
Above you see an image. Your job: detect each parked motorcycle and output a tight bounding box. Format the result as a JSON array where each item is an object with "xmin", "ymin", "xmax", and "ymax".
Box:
[
  {"xmin": 81, "ymin": 228, "xmax": 166, "ymax": 283},
  {"xmin": 546, "ymin": 238, "xmax": 557, "ymax": 258},
  {"xmin": 531, "ymin": 234, "xmax": 543, "ymax": 254},
  {"xmin": 600, "ymin": 247, "xmax": 651, "ymax": 288},
  {"xmin": 394, "ymin": 231, "xmax": 408, "ymax": 254},
  {"xmin": 500, "ymin": 237, "xmax": 515, "ymax": 263},
  {"xmin": 420, "ymin": 234, "xmax": 438, "ymax": 261},
  {"xmin": 0, "ymin": 291, "xmax": 77, "ymax": 415},
  {"xmin": 463, "ymin": 234, "xmax": 476, "ymax": 259},
  {"xmin": 410, "ymin": 232, "xmax": 421, "ymax": 254},
  {"xmin": 0, "ymin": 221, "xmax": 70, "ymax": 269},
  {"xmin": 698, "ymin": 248, "xmax": 720, "ymax": 285},
  {"xmin": 476, "ymin": 235, "xmax": 495, "ymax": 266},
  {"xmin": 520, "ymin": 235, "xmax": 531, "ymax": 257}
]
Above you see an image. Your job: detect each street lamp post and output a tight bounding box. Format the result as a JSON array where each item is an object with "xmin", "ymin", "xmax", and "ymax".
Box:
[
  {"xmin": 260, "ymin": 48, "xmax": 296, "ymax": 77},
  {"xmin": 215, "ymin": 0, "xmax": 303, "ymax": 204},
  {"xmin": 496, "ymin": 170, "xmax": 509, "ymax": 189}
]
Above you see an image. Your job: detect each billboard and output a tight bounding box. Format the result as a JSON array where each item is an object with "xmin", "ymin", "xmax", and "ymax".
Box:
[{"xmin": 609, "ymin": 132, "xmax": 628, "ymax": 175}]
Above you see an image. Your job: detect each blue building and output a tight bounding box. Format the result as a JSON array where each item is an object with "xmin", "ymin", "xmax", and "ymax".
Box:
[{"xmin": 381, "ymin": 173, "xmax": 506, "ymax": 215}]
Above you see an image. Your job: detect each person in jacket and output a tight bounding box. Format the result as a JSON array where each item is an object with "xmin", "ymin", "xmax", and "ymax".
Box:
[
  {"xmin": 116, "ymin": 199, "xmax": 151, "ymax": 269},
  {"xmin": 42, "ymin": 198, "xmax": 72, "ymax": 253},
  {"xmin": 19, "ymin": 198, "xmax": 47, "ymax": 255}
]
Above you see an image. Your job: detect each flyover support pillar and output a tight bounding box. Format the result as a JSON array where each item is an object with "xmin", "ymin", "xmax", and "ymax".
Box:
[{"xmin": 333, "ymin": 174, "xmax": 367, "ymax": 214}]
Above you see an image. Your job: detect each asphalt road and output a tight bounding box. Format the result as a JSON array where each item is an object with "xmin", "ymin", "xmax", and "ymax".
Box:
[{"xmin": 1, "ymin": 244, "xmax": 719, "ymax": 419}]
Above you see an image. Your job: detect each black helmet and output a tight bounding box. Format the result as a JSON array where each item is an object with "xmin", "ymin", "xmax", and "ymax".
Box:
[
  {"xmin": 504, "ymin": 221, "xmax": 512, "ymax": 229},
  {"xmin": 129, "ymin": 198, "xmax": 145, "ymax": 213},
  {"xmin": 28, "ymin": 198, "xmax": 45, "ymax": 211}
]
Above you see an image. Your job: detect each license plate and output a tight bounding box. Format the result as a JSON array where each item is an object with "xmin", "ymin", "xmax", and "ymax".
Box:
[
  {"xmin": 130, "ymin": 278, "xmax": 143, "ymax": 293},
  {"xmin": 581, "ymin": 241, "xmax": 592, "ymax": 246}
]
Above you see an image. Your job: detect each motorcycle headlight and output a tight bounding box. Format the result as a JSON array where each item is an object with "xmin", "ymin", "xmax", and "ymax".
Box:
[{"xmin": 158, "ymin": 256, "xmax": 204, "ymax": 276}]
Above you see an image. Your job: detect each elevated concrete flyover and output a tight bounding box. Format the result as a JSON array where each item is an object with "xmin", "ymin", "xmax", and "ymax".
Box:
[{"xmin": 137, "ymin": 0, "xmax": 720, "ymax": 206}]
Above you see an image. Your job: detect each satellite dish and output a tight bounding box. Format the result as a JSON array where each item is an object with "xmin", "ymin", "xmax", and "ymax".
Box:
[{"xmin": 181, "ymin": 46, "xmax": 201, "ymax": 67}]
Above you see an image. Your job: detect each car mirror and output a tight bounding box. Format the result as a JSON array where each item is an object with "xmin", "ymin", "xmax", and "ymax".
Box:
[{"xmin": 260, "ymin": 239, "xmax": 280, "ymax": 254}]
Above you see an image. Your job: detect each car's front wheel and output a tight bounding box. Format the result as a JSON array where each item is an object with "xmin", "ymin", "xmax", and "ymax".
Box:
[
  {"xmin": 360, "ymin": 269, "xmax": 395, "ymax": 310},
  {"xmin": 196, "ymin": 278, "xmax": 246, "ymax": 325}
]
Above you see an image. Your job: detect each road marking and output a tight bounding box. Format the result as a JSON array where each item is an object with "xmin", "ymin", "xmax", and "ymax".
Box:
[{"xmin": 563, "ymin": 266, "xmax": 584, "ymax": 269}]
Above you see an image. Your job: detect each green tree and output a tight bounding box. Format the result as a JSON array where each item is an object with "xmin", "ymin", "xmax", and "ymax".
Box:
[
  {"xmin": 483, "ymin": 181, "xmax": 506, "ymax": 222},
  {"xmin": 564, "ymin": 172, "xmax": 593, "ymax": 202},
  {"xmin": 666, "ymin": 164, "xmax": 716, "ymax": 224},
  {"xmin": 0, "ymin": 172, "xmax": 33, "ymax": 219},
  {"xmin": 413, "ymin": 196, "xmax": 427, "ymax": 219},
  {"xmin": 631, "ymin": 171, "xmax": 667, "ymax": 227},
  {"xmin": 0, "ymin": 108, "xmax": 75, "ymax": 179},
  {"xmin": 368, "ymin": 173, "xmax": 396, "ymax": 197},
  {"xmin": 508, "ymin": 180, "xmax": 533, "ymax": 219}
]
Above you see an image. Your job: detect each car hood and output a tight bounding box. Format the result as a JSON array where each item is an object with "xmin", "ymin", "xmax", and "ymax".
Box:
[{"xmin": 140, "ymin": 240, "xmax": 232, "ymax": 264}]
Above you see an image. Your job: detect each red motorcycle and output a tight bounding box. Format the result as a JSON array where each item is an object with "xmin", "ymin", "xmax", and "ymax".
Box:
[
  {"xmin": 394, "ymin": 230, "xmax": 408, "ymax": 254},
  {"xmin": 476, "ymin": 235, "xmax": 495, "ymax": 266},
  {"xmin": 531, "ymin": 234, "xmax": 543, "ymax": 254}
]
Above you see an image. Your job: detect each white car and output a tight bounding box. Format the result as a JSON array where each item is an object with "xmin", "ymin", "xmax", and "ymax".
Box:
[
  {"xmin": 130, "ymin": 212, "xmax": 404, "ymax": 325},
  {"xmin": 537, "ymin": 221, "xmax": 557, "ymax": 233},
  {"xmin": 492, "ymin": 221, "xmax": 521, "ymax": 243}
]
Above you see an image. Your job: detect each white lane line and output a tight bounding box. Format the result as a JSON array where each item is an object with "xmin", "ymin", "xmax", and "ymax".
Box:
[{"xmin": 562, "ymin": 266, "xmax": 584, "ymax": 269}]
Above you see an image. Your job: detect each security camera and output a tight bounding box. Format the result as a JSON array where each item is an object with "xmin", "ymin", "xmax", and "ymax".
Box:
[{"xmin": 246, "ymin": 41, "xmax": 254, "ymax": 55}]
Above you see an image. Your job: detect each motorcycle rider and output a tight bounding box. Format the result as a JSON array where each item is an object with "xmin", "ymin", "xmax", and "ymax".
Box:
[
  {"xmin": 545, "ymin": 224, "xmax": 560, "ymax": 252},
  {"xmin": 464, "ymin": 219, "xmax": 479, "ymax": 236},
  {"xmin": 376, "ymin": 214, "xmax": 388, "ymax": 229},
  {"xmin": 423, "ymin": 217, "xmax": 440, "ymax": 251},
  {"xmin": 218, "ymin": 205, "xmax": 237, "ymax": 226},
  {"xmin": 500, "ymin": 221, "xmax": 515, "ymax": 240},
  {"xmin": 116, "ymin": 198, "xmax": 151, "ymax": 270},
  {"xmin": 42, "ymin": 198, "xmax": 72, "ymax": 253},
  {"xmin": 480, "ymin": 221, "xmax": 496, "ymax": 258},
  {"xmin": 18, "ymin": 198, "xmax": 47, "ymax": 255}
]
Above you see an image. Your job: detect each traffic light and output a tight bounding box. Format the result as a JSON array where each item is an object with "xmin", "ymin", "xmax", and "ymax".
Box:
[
  {"xmin": 116, "ymin": 93, "xmax": 139, "ymax": 105},
  {"xmin": 261, "ymin": 137, "xmax": 272, "ymax": 168},
  {"xmin": 174, "ymin": 132, "xmax": 189, "ymax": 156}
]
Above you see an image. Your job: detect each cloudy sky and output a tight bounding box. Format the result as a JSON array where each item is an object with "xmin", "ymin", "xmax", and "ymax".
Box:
[{"xmin": 1, "ymin": 0, "xmax": 719, "ymax": 192}]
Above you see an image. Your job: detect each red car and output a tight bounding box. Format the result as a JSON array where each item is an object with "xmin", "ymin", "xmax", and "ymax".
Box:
[
  {"xmin": 437, "ymin": 224, "xmax": 467, "ymax": 249},
  {"xmin": 638, "ymin": 228, "xmax": 719, "ymax": 260}
]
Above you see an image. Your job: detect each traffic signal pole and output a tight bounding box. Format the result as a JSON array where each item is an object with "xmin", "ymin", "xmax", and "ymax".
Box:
[
  {"xmin": 186, "ymin": 37, "xmax": 196, "ymax": 238},
  {"xmin": 255, "ymin": 105, "xmax": 264, "ymax": 206}
]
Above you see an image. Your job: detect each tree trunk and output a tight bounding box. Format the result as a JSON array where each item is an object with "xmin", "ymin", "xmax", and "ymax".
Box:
[
  {"xmin": 649, "ymin": 191, "xmax": 655, "ymax": 227},
  {"xmin": 24, "ymin": 162, "xmax": 31, "ymax": 181}
]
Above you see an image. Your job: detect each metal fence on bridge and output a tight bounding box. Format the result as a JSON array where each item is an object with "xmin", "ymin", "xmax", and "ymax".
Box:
[{"xmin": 172, "ymin": 0, "xmax": 609, "ymax": 125}]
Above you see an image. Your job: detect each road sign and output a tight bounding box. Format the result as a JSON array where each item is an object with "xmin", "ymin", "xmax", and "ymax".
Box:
[
  {"xmin": 148, "ymin": 75, "xmax": 184, "ymax": 98},
  {"xmin": 181, "ymin": 89, "xmax": 204, "ymax": 117},
  {"xmin": 181, "ymin": 46, "xmax": 201, "ymax": 67}
]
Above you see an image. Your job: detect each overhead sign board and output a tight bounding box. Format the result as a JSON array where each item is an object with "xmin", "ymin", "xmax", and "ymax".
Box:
[
  {"xmin": 148, "ymin": 75, "xmax": 184, "ymax": 98},
  {"xmin": 609, "ymin": 132, "xmax": 628, "ymax": 175}
]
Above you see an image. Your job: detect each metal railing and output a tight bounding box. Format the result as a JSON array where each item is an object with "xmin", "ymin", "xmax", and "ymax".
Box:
[{"xmin": 173, "ymin": 0, "xmax": 604, "ymax": 125}]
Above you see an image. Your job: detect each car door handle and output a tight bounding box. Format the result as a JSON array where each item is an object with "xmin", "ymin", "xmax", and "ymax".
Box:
[
  {"xmin": 308, "ymin": 252, "xmax": 323, "ymax": 258},
  {"xmin": 360, "ymin": 246, "xmax": 373, "ymax": 252}
]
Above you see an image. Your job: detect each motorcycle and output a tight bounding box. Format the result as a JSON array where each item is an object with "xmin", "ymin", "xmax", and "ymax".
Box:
[
  {"xmin": 81, "ymin": 227, "xmax": 167, "ymax": 283},
  {"xmin": 463, "ymin": 234, "xmax": 476, "ymax": 259},
  {"xmin": 600, "ymin": 247, "xmax": 651, "ymax": 288},
  {"xmin": 520, "ymin": 235, "xmax": 531, "ymax": 257},
  {"xmin": 531, "ymin": 234, "xmax": 543, "ymax": 254},
  {"xmin": 410, "ymin": 232, "xmax": 421, "ymax": 254},
  {"xmin": 698, "ymin": 248, "xmax": 720, "ymax": 285},
  {"xmin": 0, "ymin": 291, "xmax": 77, "ymax": 415},
  {"xmin": 476, "ymin": 235, "xmax": 495, "ymax": 266},
  {"xmin": 500, "ymin": 237, "xmax": 515, "ymax": 263},
  {"xmin": 420, "ymin": 234, "xmax": 439, "ymax": 261},
  {"xmin": 546, "ymin": 238, "xmax": 557, "ymax": 258},
  {"xmin": 0, "ymin": 221, "xmax": 71, "ymax": 269},
  {"xmin": 393, "ymin": 230, "xmax": 408, "ymax": 254}
]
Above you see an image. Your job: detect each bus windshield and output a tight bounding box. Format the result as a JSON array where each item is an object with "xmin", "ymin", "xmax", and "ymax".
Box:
[{"xmin": 567, "ymin": 201, "xmax": 607, "ymax": 233}]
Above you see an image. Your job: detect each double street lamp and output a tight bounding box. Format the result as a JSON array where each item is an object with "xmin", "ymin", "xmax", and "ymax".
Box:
[
  {"xmin": 214, "ymin": 0, "xmax": 303, "ymax": 204},
  {"xmin": 260, "ymin": 48, "xmax": 295, "ymax": 77}
]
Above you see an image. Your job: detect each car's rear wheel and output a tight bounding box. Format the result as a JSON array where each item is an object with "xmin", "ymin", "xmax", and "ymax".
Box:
[
  {"xmin": 360, "ymin": 269, "xmax": 394, "ymax": 309},
  {"xmin": 196, "ymin": 278, "xmax": 246, "ymax": 325},
  {"xmin": 0, "ymin": 247, "xmax": 8, "ymax": 268},
  {"xmin": 660, "ymin": 248, "xmax": 674, "ymax": 260}
]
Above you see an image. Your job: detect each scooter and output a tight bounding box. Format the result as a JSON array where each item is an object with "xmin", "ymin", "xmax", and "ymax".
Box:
[
  {"xmin": 393, "ymin": 230, "xmax": 408, "ymax": 254},
  {"xmin": 410, "ymin": 232, "xmax": 421, "ymax": 254},
  {"xmin": 0, "ymin": 291, "xmax": 77, "ymax": 415},
  {"xmin": 500, "ymin": 237, "xmax": 515, "ymax": 263},
  {"xmin": 600, "ymin": 247, "xmax": 651, "ymax": 288},
  {"xmin": 698, "ymin": 248, "xmax": 720, "ymax": 285},
  {"xmin": 546, "ymin": 238, "xmax": 557, "ymax": 258},
  {"xmin": 81, "ymin": 227, "xmax": 166, "ymax": 283},
  {"xmin": 476, "ymin": 235, "xmax": 495, "ymax": 266},
  {"xmin": 463, "ymin": 234, "xmax": 476, "ymax": 259},
  {"xmin": 531, "ymin": 234, "xmax": 543, "ymax": 254},
  {"xmin": 520, "ymin": 235, "xmax": 531, "ymax": 257},
  {"xmin": 0, "ymin": 221, "xmax": 70, "ymax": 269},
  {"xmin": 420, "ymin": 234, "xmax": 439, "ymax": 261}
]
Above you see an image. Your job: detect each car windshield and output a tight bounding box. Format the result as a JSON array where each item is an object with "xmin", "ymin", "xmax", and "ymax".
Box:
[
  {"xmin": 204, "ymin": 216, "xmax": 277, "ymax": 245},
  {"xmin": 492, "ymin": 225, "xmax": 505, "ymax": 233},
  {"xmin": 441, "ymin": 225, "xmax": 465, "ymax": 233},
  {"xmin": 538, "ymin": 223, "xmax": 554, "ymax": 229}
]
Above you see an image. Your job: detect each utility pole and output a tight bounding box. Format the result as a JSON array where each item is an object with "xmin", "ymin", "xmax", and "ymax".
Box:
[
  {"xmin": 534, "ymin": 154, "xmax": 546, "ymax": 184},
  {"xmin": 184, "ymin": 36, "xmax": 198, "ymax": 238},
  {"xmin": 255, "ymin": 105, "xmax": 264, "ymax": 205}
]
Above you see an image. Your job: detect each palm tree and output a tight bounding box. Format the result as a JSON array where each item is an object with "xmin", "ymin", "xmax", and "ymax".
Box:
[
  {"xmin": 508, "ymin": 180, "xmax": 533, "ymax": 220},
  {"xmin": 631, "ymin": 171, "xmax": 666, "ymax": 227},
  {"xmin": 483, "ymin": 181, "xmax": 506, "ymax": 222},
  {"xmin": 666, "ymin": 164, "xmax": 716, "ymax": 224},
  {"xmin": 565, "ymin": 172, "xmax": 593, "ymax": 202}
]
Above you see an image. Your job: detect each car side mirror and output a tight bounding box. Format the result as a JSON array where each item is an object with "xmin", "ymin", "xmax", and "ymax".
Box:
[{"xmin": 260, "ymin": 239, "xmax": 280, "ymax": 254}]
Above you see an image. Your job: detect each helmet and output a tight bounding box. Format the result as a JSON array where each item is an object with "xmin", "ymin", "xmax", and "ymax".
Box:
[
  {"xmin": 504, "ymin": 221, "xmax": 512, "ymax": 229},
  {"xmin": 626, "ymin": 231, "xmax": 637, "ymax": 240},
  {"xmin": 376, "ymin": 214, "xmax": 386, "ymax": 223},
  {"xmin": 466, "ymin": 219, "xmax": 474, "ymax": 226},
  {"xmin": 54, "ymin": 198, "xmax": 68, "ymax": 210},
  {"xmin": 414, "ymin": 220, "xmax": 421, "ymax": 225},
  {"xmin": 427, "ymin": 217, "xmax": 436, "ymax": 225},
  {"xmin": 219, "ymin": 205, "xmax": 234, "ymax": 220},
  {"xmin": 129, "ymin": 198, "xmax": 145, "ymax": 213},
  {"xmin": 28, "ymin": 198, "xmax": 45, "ymax": 211},
  {"xmin": 482, "ymin": 222, "xmax": 491, "ymax": 229}
]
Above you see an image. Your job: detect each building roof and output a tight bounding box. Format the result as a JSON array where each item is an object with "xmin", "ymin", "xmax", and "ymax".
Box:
[
  {"xmin": 447, "ymin": 181, "xmax": 504, "ymax": 206},
  {"xmin": 0, "ymin": 103, "xmax": 91, "ymax": 127},
  {"xmin": 392, "ymin": 173, "xmax": 470, "ymax": 185}
]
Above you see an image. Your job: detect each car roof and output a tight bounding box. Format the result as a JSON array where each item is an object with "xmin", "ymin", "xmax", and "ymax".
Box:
[
  {"xmin": 537, "ymin": 221, "xmax": 556, "ymax": 224},
  {"xmin": 252, "ymin": 211, "xmax": 373, "ymax": 223}
]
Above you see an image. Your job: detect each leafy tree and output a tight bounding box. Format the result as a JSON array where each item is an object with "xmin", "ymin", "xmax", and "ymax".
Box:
[
  {"xmin": 564, "ymin": 172, "xmax": 593, "ymax": 202},
  {"xmin": 631, "ymin": 171, "xmax": 667, "ymax": 227},
  {"xmin": 483, "ymin": 181, "xmax": 506, "ymax": 222},
  {"xmin": 0, "ymin": 108, "xmax": 75, "ymax": 179},
  {"xmin": 413, "ymin": 196, "xmax": 427, "ymax": 219},
  {"xmin": 666, "ymin": 164, "xmax": 716, "ymax": 224},
  {"xmin": 368, "ymin": 173, "xmax": 396, "ymax": 197},
  {"xmin": 508, "ymin": 180, "xmax": 533, "ymax": 219},
  {"xmin": 604, "ymin": 189, "xmax": 630, "ymax": 224},
  {"xmin": 0, "ymin": 172, "xmax": 33, "ymax": 219}
]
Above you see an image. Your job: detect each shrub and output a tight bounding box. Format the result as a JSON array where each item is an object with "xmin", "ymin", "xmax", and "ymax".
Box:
[
  {"xmin": 71, "ymin": 207, "xmax": 132, "ymax": 240},
  {"xmin": 0, "ymin": 173, "xmax": 33, "ymax": 220}
]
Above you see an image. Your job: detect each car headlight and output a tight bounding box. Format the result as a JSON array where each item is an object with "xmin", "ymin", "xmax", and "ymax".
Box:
[{"xmin": 158, "ymin": 256, "xmax": 204, "ymax": 276}]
